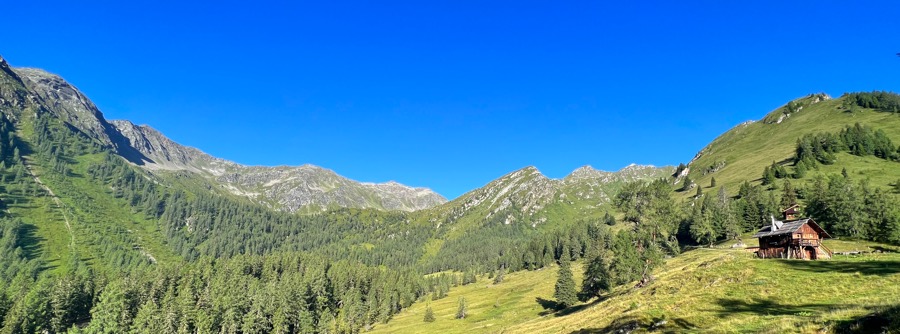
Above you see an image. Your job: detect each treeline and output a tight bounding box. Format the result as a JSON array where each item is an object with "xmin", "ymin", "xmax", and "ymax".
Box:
[
  {"xmin": 0, "ymin": 252, "xmax": 448, "ymax": 333},
  {"xmin": 580, "ymin": 179, "xmax": 679, "ymax": 300},
  {"xmin": 680, "ymin": 174, "xmax": 900, "ymax": 247},
  {"xmin": 842, "ymin": 91, "xmax": 900, "ymax": 113},
  {"xmin": 794, "ymin": 123, "xmax": 898, "ymax": 170},
  {"xmin": 424, "ymin": 211, "xmax": 596, "ymax": 274},
  {"xmin": 86, "ymin": 153, "xmax": 435, "ymax": 267},
  {"xmin": 805, "ymin": 174, "xmax": 900, "ymax": 243}
]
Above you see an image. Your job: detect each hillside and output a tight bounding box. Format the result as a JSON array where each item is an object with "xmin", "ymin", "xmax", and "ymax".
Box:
[
  {"xmin": 682, "ymin": 93, "xmax": 900, "ymax": 197},
  {"xmin": 8, "ymin": 61, "xmax": 447, "ymax": 213},
  {"xmin": 373, "ymin": 241, "xmax": 900, "ymax": 333},
  {"xmin": 415, "ymin": 164, "xmax": 672, "ymax": 272},
  {"xmin": 1, "ymin": 51, "xmax": 899, "ymax": 333}
]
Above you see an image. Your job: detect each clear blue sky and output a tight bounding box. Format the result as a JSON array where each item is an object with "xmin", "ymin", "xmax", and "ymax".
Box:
[{"xmin": 2, "ymin": 1, "xmax": 898, "ymax": 199}]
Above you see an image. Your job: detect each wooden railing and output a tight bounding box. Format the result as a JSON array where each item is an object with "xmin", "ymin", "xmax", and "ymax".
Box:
[{"xmin": 819, "ymin": 243, "xmax": 833, "ymax": 257}]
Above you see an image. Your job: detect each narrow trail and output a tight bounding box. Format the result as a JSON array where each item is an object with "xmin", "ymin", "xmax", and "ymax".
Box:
[{"xmin": 22, "ymin": 157, "xmax": 75, "ymax": 250}]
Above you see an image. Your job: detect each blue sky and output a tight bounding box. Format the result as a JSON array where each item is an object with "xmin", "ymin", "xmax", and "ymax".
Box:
[{"xmin": 2, "ymin": 1, "xmax": 899, "ymax": 199}]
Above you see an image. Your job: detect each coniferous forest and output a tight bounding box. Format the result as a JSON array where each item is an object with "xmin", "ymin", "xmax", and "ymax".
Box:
[{"xmin": 1, "ymin": 65, "xmax": 900, "ymax": 333}]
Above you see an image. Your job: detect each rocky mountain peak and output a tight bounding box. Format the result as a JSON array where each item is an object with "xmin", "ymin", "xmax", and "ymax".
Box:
[
  {"xmin": 13, "ymin": 67, "xmax": 115, "ymax": 147},
  {"xmin": 565, "ymin": 165, "xmax": 611, "ymax": 180},
  {"xmin": 0, "ymin": 55, "xmax": 15, "ymax": 79}
]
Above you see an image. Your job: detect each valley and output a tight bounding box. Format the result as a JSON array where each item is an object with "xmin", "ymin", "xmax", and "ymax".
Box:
[{"xmin": 0, "ymin": 53, "xmax": 898, "ymax": 333}]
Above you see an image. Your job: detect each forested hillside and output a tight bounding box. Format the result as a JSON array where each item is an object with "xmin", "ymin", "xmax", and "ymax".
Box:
[
  {"xmin": 0, "ymin": 56, "xmax": 669, "ymax": 332},
  {"xmin": 1, "ymin": 52, "xmax": 899, "ymax": 333}
]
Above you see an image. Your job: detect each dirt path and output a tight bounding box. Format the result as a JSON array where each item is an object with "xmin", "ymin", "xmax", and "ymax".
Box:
[
  {"xmin": 22, "ymin": 156, "xmax": 159, "ymax": 264},
  {"xmin": 22, "ymin": 157, "xmax": 75, "ymax": 250}
]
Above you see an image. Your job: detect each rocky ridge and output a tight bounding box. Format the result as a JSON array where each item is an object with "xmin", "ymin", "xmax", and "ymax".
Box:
[
  {"xmin": 437, "ymin": 164, "xmax": 673, "ymax": 228},
  {"xmin": 2, "ymin": 61, "xmax": 447, "ymax": 212}
]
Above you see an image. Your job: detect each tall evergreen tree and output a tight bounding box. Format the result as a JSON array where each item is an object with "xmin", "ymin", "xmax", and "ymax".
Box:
[
  {"xmin": 781, "ymin": 179, "xmax": 797, "ymax": 209},
  {"xmin": 455, "ymin": 297, "xmax": 467, "ymax": 319},
  {"xmin": 553, "ymin": 255, "xmax": 577, "ymax": 308},
  {"xmin": 423, "ymin": 305, "xmax": 435, "ymax": 323}
]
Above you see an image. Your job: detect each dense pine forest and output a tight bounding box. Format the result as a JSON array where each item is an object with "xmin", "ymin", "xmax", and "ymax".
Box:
[{"xmin": 1, "ymin": 89, "xmax": 900, "ymax": 333}]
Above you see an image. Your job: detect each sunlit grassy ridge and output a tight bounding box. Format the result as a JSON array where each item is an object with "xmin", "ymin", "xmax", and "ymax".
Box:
[
  {"xmin": 374, "ymin": 241, "xmax": 900, "ymax": 333},
  {"xmin": 684, "ymin": 94, "xmax": 900, "ymax": 198}
]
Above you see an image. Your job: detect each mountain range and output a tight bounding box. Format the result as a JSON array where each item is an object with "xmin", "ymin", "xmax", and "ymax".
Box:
[
  {"xmin": 2, "ymin": 54, "xmax": 670, "ymax": 215},
  {"xmin": 2, "ymin": 54, "xmax": 899, "ymax": 333}
]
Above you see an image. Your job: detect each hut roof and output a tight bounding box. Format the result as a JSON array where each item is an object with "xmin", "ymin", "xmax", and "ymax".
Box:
[{"xmin": 752, "ymin": 218, "xmax": 832, "ymax": 239}]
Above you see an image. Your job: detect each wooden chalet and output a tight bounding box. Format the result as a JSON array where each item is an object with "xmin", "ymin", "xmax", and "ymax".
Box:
[{"xmin": 753, "ymin": 209, "xmax": 833, "ymax": 260}]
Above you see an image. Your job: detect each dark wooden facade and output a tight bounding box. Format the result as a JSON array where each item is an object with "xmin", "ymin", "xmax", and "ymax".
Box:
[
  {"xmin": 753, "ymin": 217, "xmax": 832, "ymax": 260},
  {"xmin": 782, "ymin": 204, "xmax": 800, "ymax": 220}
]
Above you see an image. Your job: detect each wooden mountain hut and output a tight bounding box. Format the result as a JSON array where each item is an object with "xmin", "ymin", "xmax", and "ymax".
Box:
[{"xmin": 753, "ymin": 215, "xmax": 832, "ymax": 260}]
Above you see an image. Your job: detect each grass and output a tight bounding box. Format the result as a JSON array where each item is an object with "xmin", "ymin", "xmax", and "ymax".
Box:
[
  {"xmin": 370, "ymin": 263, "xmax": 584, "ymax": 334},
  {"xmin": 3, "ymin": 112, "xmax": 182, "ymax": 275},
  {"xmin": 683, "ymin": 95, "xmax": 900, "ymax": 200},
  {"xmin": 374, "ymin": 241, "xmax": 900, "ymax": 333}
]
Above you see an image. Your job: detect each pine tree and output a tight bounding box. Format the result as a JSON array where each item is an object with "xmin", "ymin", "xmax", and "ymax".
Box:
[
  {"xmin": 603, "ymin": 212, "xmax": 616, "ymax": 226},
  {"xmin": 710, "ymin": 177, "xmax": 717, "ymax": 188},
  {"xmin": 793, "ymin": 160, "xmax": 807, "ymax": 179},
  {"xmin": 680, "ymin": 175, "xmax": 693, "ymax": 192},
  {"xmin": 553, "ymin": 256, "xmax": 578, "ymax": 308},
  {"xmin": 423, "ymin": 305, "xmax": 435, "ymax": 322},
  {"xmin": 762, "ymin": 166, "xmax": 776, "ymax": 186},
  {"xmin": 455, "ymin": 297, "xmax": 467, "ymax": 319},
  {"xmin": 493, "ymin": 267, "xmax": 505, "ymax": 284},
  {"xmin": 781, "ymin": 179, "xmax": 797, "ymax": 209}
]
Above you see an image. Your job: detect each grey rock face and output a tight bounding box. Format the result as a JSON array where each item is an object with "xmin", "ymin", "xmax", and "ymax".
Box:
[
  {"xmin": 107, "ymin": 120, "xmax": 447, "ymax": 212},
  {"xmin": 14, "ymin": 68, "xmax": 114, "ymax": 146}
]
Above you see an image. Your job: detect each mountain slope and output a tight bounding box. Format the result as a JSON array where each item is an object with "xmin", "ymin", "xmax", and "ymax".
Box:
[
  {"xmin": 372, "ymin": 242, "xmax": 900, "ymax": 334},
  {"xmin": 681, "ymin": 93, "xmax": 900, "ymax": 197},
  {"xmin": 109, "ymin": 119, "xmax": 447, "ymax": 212},
  {"xmin": 427, "ymin": 164, "xmax": 672, "ymax": 234},
  {"xmin": 6, "ymin": 63, "xmax": 446, "ymax": 212},
  {"xmin": 415, "ymin": 164, "xmax": 672, "ymax": 272}
]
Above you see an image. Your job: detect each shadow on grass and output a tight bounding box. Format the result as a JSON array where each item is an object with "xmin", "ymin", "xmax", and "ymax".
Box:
[
  {"xmin": 776, "ymin": 259, "xmax": 900, "ymax": 276},
  {"xmin": 714, "ymin": 297, "xmax": 838, "ymax": 317},
  {"xmin": 16, "ymin": 222, "xmax": 44, "ymax": 260},
  {"xmin": 871, "ymin": 245, "xmax": 899, "ymax": 253},
  {"xmin": 536, "ymin": 297, "xmax": 601, "ymax": 317},
  {"xmin": 832, "ymin": 304, "xmax": 900, "ymax": 333},
  {"xmin": 569, "ymin": 315, "xmax": 697, "ymax": 333}
]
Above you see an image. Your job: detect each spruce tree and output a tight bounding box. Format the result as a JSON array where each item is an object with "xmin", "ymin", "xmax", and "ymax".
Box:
[
  {"xmin": 762, "ymin": 166, "xmax": 776, "ymax": 186},
  {"xmin": 553, "ymin": 255, "xmax": 578, "ymax": 308},
  {"xmin": 455, "ymin": 297, "xmax": 467, "ymax": 319},
  {"xmin": 603, "ymin": 212, "xmax": 616, "ymax": 226},
  {"xmin": 781, "ymin": 179, "xmax": 797, "ymax": 209},
  {"xmin": 423, "ymin": 305, "xmax": 435, "ymax": 322},
  {"xmin": 793, "ymin": 160, "xmax": 807, "ymax": 179},
  {"xmin": 680, "ymin": 175, "xmax": 693, "ymax": 191},
  {"xmin": 710, "ymin": 177, "xmax": 717, "ymax": 188},
  {"xmin": 493, "ymin": 267, "xmax": 505, "ymax": 284}
]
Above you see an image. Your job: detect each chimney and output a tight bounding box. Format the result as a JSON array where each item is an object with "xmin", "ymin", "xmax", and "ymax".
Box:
[{"xmin": 770, "ymin": 215, "xmax": 777, "ymax": 231}]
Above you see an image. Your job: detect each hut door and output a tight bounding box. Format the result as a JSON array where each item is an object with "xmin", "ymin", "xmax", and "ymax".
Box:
[{"xmin": 805, "ymin": 247, "xmax": 815, "ymax": 260}]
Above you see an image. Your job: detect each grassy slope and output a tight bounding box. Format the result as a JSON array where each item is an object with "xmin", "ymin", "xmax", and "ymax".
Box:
[
  {"xmin": 369, "ymin": 264, "xmax": 583, "ymax": 334},
  {"xmin": 684, "ymin": 95, "xmax": 900, "ymax": 198},
  {"xmin": 374, "ymin": 240, "xmax": 900, "ymax": 334},
  {"xmin": 6, "ymin": 113, "xmax": 181, "ymax": 274}
]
